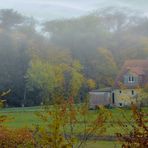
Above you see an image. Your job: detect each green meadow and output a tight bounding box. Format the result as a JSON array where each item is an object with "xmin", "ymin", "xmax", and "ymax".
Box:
[
  {"xmin": 1, "ymin": 106, "xmax": 148, "ymax": 133},
  {"xmin": 0, "ymin": 106, "xmax": 147, "ymax": 148}
]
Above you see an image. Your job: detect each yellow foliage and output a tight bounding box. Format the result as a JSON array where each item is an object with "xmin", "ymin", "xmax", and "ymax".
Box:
[
  {"xmin": 34, "ymin": 100, "xmax": 109, "ymax": 148},
  {"xmin": 87, "ymin": 79, "xmax": 96, "ymax": 89}
]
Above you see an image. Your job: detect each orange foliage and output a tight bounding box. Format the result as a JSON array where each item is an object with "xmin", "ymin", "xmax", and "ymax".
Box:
[
  {"xmin": 0, "ymin": 127, "xmax": 34, "ymax": 147},
  {"xmin": 116, "ymin": 104, "xmax": 148, "ymax": 148},
  {"xmin": 33, "ymin": 98, "xmax": 110, "ymax": 148}
]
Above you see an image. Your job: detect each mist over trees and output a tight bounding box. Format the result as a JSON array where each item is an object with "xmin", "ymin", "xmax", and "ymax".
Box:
[{"xmin": 0, "ymin": 8, "xmax": 148, "ymax": 107}]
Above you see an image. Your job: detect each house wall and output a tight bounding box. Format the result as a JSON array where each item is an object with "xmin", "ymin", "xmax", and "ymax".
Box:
[
  {"xmin": 114, "ymin": 89, "xmax": 139, "ymax": 107},
  {"xmin": 89, "ymin": 92, "xmax": 111, "ymax": 109},
  {"xmin": 89, "ymin": 88, "xmax": 143, "ymax": 108},
  {"xmin": 124, "ymin": 73, "xmax": 139, "ymax": 86}
]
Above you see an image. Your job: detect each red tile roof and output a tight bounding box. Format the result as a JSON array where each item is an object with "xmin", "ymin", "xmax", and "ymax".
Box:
[
  {"xmin": 128, "ymin": 67, "xmax": 145, "ymax": 75},
  {"xmin": 124, "ymin": 60, "xmax": 148, "ymax": 68}
]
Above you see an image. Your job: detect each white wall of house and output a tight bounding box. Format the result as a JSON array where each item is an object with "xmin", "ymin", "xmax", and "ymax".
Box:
[
  {"xmin": 89, "ymin": 88, "xmax": 143, "ymax": 108},
  {"xmin": 89, "ymin": 91, "xmax": 111, "ymax": 109},
  {"xmin": 114, "ymin": 89, "xmax": 139, "ymax": 107}
]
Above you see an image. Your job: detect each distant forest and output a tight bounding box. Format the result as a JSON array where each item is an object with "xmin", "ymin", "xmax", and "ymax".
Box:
[{"xmin": 0, "ymin": 8, "xmax": 148, "ymax": 106}]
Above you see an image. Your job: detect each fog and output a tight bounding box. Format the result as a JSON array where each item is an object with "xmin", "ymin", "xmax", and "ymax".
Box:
[
  {"xmin": 0, "ymin": 1, "xmax": 148, "ymax": 106},
  {"xmin": 0, "ymin": 0, "xmax": 148, "ymax": 20}
]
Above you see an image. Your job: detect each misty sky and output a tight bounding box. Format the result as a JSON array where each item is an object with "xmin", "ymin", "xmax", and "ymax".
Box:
[{"xmin": 0, "ymin": 0, "xmax": 148, "ymax": 20}]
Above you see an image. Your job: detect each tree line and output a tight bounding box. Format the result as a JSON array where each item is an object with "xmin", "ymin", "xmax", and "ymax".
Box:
[{"xmin": 0, "ymin": 8, "xmax": 148, "ymax": 106}]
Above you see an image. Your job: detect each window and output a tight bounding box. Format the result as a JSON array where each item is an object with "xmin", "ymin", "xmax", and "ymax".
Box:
[
  {"xmin": 128, "ymin": 75, "xmax": 134, "ymax": 83},
  {"xmin": 119, "ymin": 90, "xmax": 122, "ymax": 94},
  {"xmin": 119, "ymin": 103, "xmax": 122, "ymax": 107},
  {"xmin": 131, "ymin": 90, "xmax": 134, "ymax": 95},
  {"xmin": 129, "ymin": 76, "xmax": 131, "ymax": 82},
  {"xmin": 112, "ymin": 93, "xmax": 115, "ymax": 104}
]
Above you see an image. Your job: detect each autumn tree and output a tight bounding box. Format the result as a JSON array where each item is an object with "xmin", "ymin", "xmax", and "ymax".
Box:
[
  {"xmin": 34, "ymin": 99, "xmax": 110, "ymax": 148},
  {"xmin": 26, "ymin": 49, "xmax": 85, "ymax": 104},
  {"xmin": 116, "ymin": 104, "xmax": 148, "ymax": 148}
]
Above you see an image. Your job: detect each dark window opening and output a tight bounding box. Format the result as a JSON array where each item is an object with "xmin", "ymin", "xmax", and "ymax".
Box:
[
  {"xmin": 112, "ymin": 93, "xmax": 115, "ymax": 104},
  {"xmin": 119, "ymin": 90, "xmax": 122, "ymax": 93},
  {"xmin": 128, "ymin": 75, "xmax": 135, "ymax": 83},
  {"xmin": 119, "ymin": 103, "xmax": 122, "ymax": 107},
  {"xmin": 132, "ymin": 90, "xmax": 134, "ymax": 95},
  {"xmin": 129, "ymin": 76, "xmax": 131, "ymax": 81}
]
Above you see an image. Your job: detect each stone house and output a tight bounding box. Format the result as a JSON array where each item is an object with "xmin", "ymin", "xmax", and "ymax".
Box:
[{"xmin": 89, "ymin": 60, "xmax": 148, "ymax": 108}]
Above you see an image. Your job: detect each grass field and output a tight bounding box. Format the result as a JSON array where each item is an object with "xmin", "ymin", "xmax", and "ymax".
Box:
[
  {"xmin": 86, "ymin": 141, "xmax": 121, "ymax": 148},
  {"xmin": 0, "ymin": 106, "xmax": 147, "ymax": 148},
  {"xmin": 0, "ymin": 106, "xmax": 43, "ymax": 128},
  {"xmin": 1, "ymin": 106, "xmax": 147, "ymax": 132},
  {"xmin": 0, "ymin": 106, "xmax": 131, "ymax": 128}
]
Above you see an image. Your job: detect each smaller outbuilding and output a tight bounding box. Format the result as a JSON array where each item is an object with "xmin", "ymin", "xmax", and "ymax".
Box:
[{"xmin": 89, "ymin": 87, "xmax": 114, "ymax": 109}]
